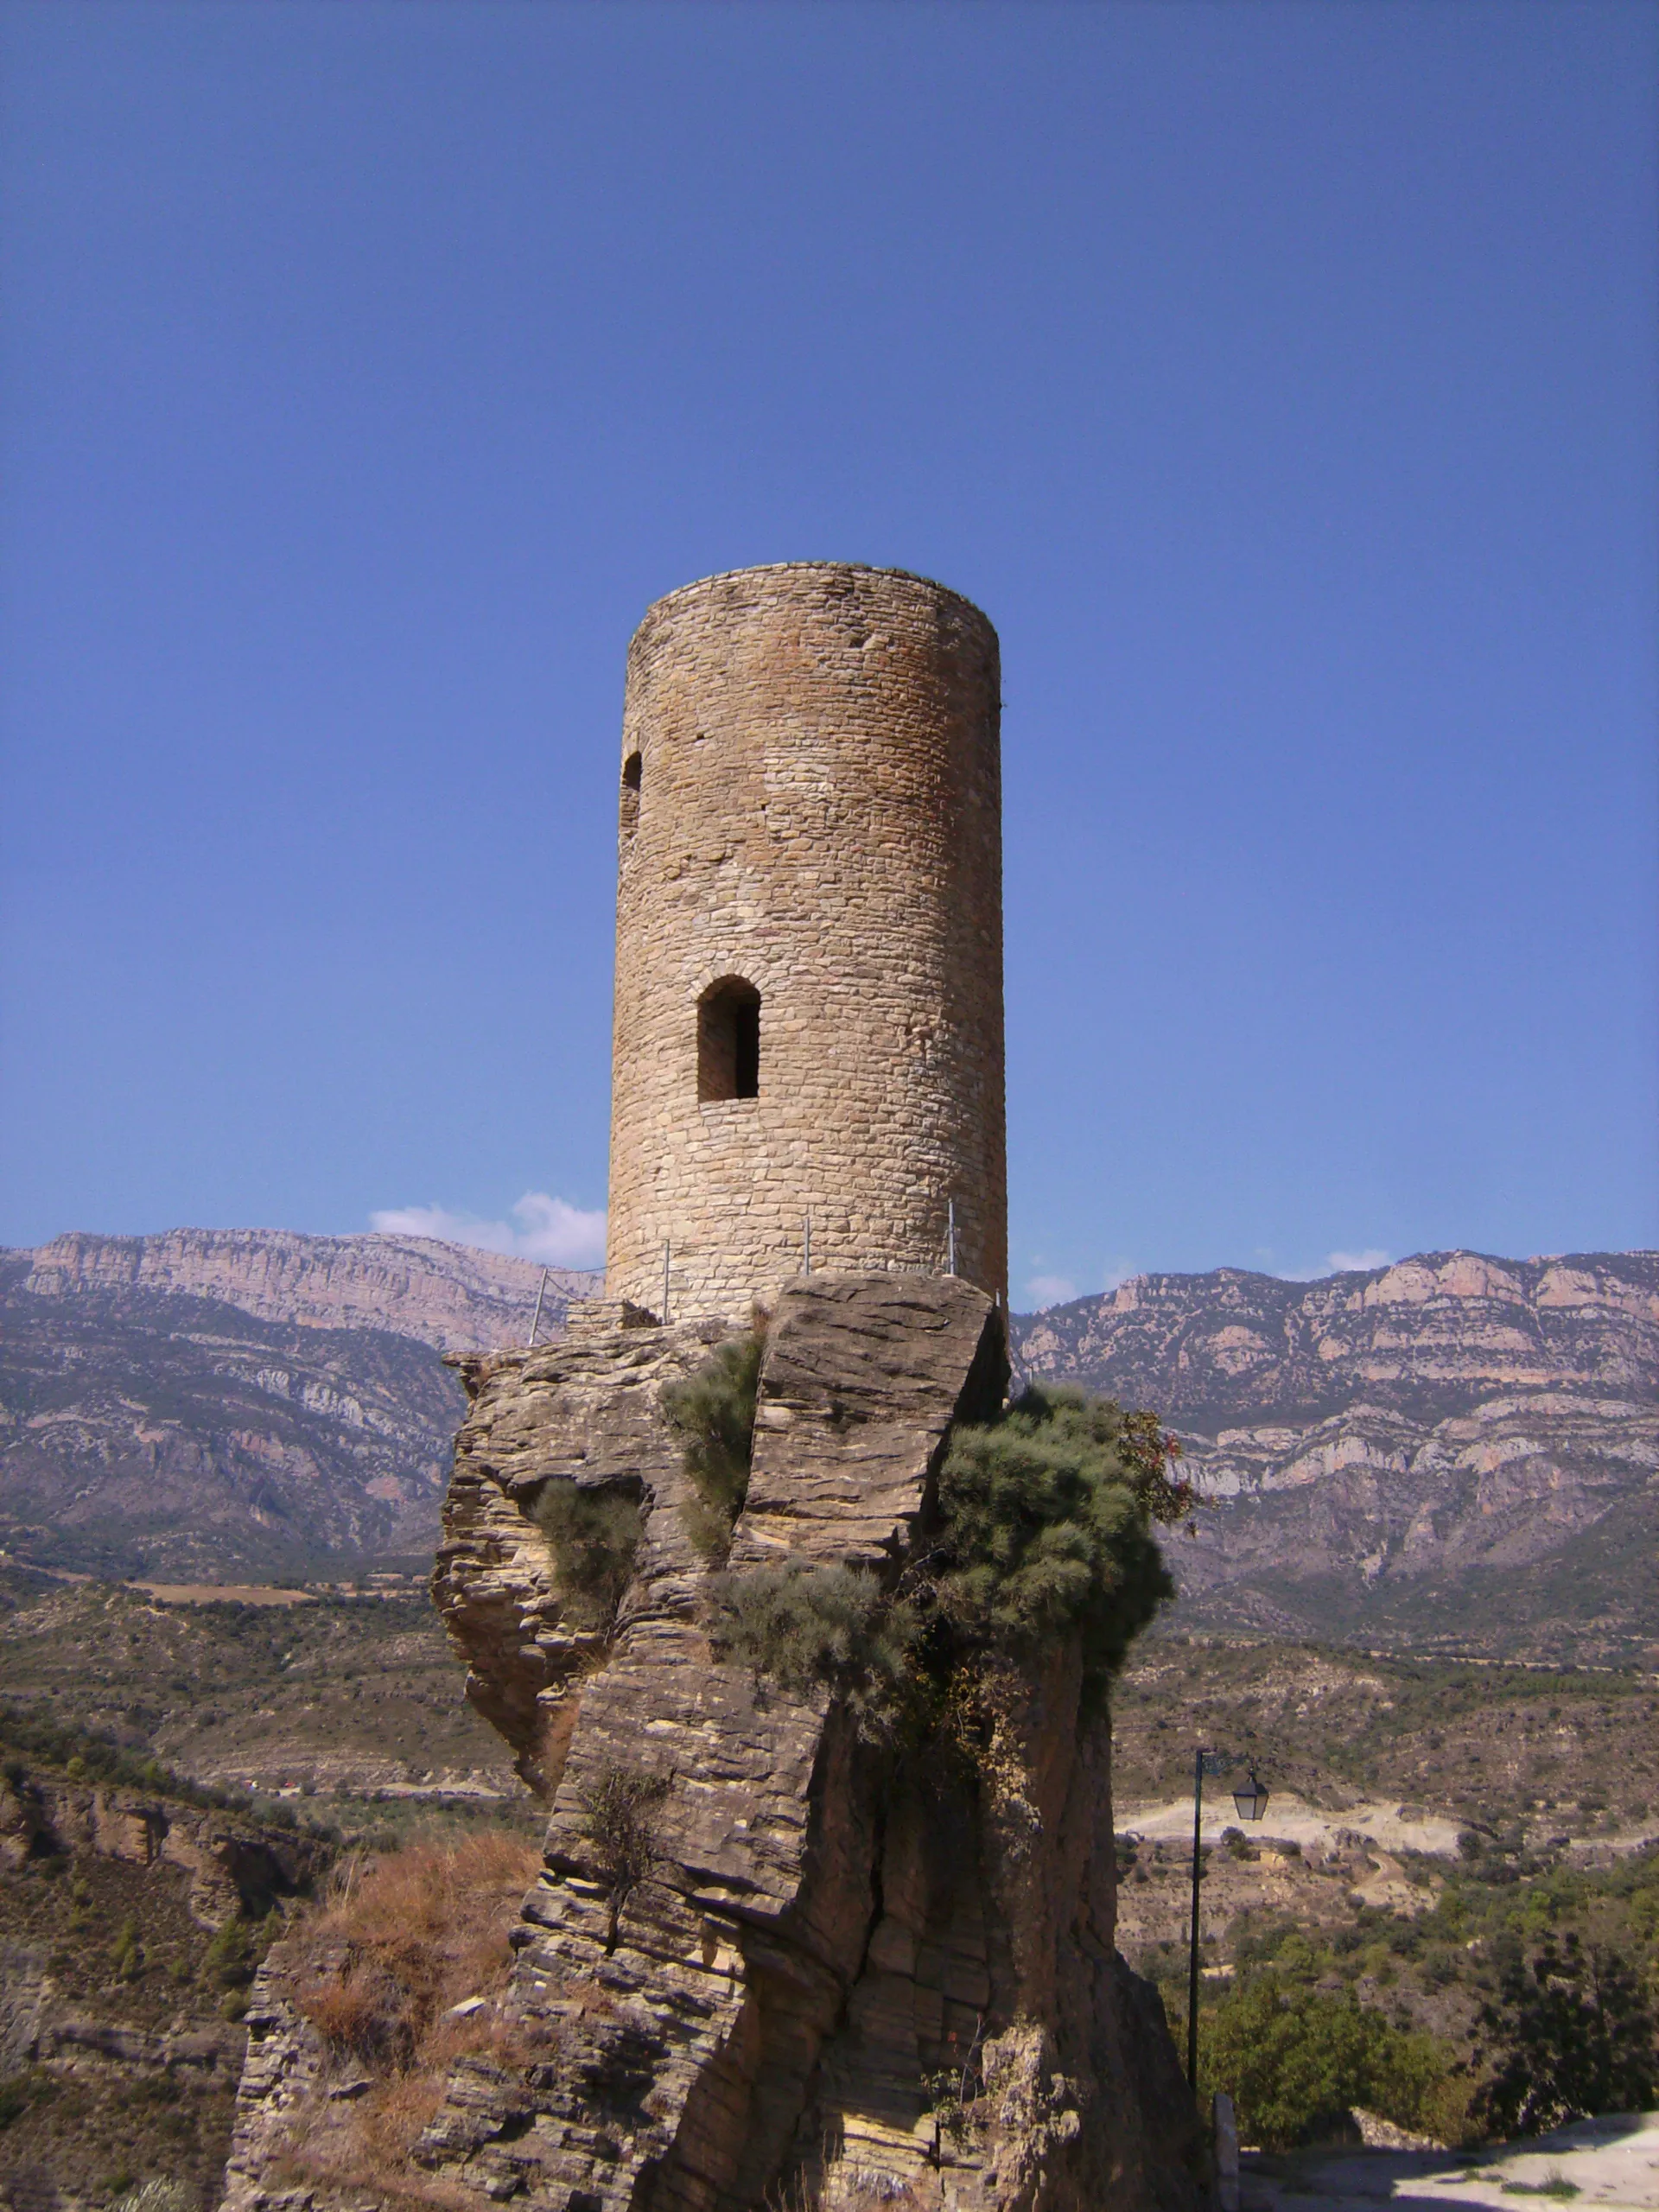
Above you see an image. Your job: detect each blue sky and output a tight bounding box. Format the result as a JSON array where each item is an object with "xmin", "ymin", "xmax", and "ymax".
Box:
[{"xmin": 2, "ymin": 0, "xmax": 1655, "ymax": 1308}]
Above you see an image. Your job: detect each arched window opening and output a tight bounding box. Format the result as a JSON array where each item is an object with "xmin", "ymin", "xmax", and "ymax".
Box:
[
  {"xmin": 620, "ymin": 752, "xmax": 643, "ymax": 838},
  {"xmin": 698, "ymin": 977, "xmax": 760, "ymax": 1102}
]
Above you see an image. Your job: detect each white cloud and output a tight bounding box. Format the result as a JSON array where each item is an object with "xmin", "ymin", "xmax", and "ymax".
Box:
[
  {"xmin": 509, "ymin": 1193, "xmax": 610, "ymax": 1268},
  {"xmin": 1025, "ymin": 1274, "xmax": 1078, "ymax": 1311},
  {"xmin": 371, "ymin": 1192, "xmax": 607, "ymax": 1270},
  {"xmin": 1276, "ymin": 1247, "xmax": 1393, "ymax": 1281},
  {"xmin": 1326, "ymin": 1248, "xmax": 1391, "ymax": 1275},
  {"xmin": 372, "ymin": 1203, "xmax": 515, "ymax": 1253},
  {"xmin": 1101, "ymin": 1257, "xmax": 1139, "ymax": 1294}
]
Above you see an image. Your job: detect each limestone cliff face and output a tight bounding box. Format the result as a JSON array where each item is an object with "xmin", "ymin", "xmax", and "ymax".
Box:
[
  {"xmin": 1, "ymin": 1230, "xmax": 600, "ymax": 1581},
  {"xmin": 222, "ymin": 1275, "xmax": 1201, "ymax": 2212},
  {"xmin": 431, "ymin": 1307, "xmax": 735, "ymax": 1792},
  {"xmin": 1014, "ymin": 1250, "xmax": 1659, "ymax": 1658},
  {"xmin": 22, "ymin": 1229, "xmax": 600, "ymax": 1356},
  {"xmin": 1014, "ymin": 1251, "xmax": 1659, "ymax": 1421}
]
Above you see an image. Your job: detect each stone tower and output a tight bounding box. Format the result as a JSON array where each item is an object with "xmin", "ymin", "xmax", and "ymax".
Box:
[{"xmin": 604, "ymin": 561, "xmax": 1007, "ymax": 1319}]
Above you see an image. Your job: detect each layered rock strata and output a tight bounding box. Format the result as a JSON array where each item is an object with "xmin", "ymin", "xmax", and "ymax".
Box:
[
  {"xmin": 222, "ymin": 1274, "xmax": 1200, "ymax": 2212},
  {"xmin": 22, "ymin": 1228, "xmax": 596, "ymax": 1356},
  {"xmin": 0, "ymin": 1769, "xmax": 318, "ymax": 1927},
  {"xmin": 1, "ymin": 1229, "xmax": 601, "ymax": 1582},
  {"xmin": 1014, "ymin": 1250, "xmax": 1659, "ymax": 1656}
]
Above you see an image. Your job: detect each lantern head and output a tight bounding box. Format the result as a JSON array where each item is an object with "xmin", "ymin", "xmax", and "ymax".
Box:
[{"xmin": 1232, "ymin": 1769, "xmax": 1269, "ymax": 1822}]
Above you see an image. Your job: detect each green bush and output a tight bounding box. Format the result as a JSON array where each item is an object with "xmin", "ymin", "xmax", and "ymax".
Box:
[
  {"xmin": 575, "ymin": 1764, "xmax": 671, "ymax": 1954},
  {"xmin": 931, "ymin": 1384, "xmax": 1189, "ymax": 1712},
  {"xmin": 709, "ymin": 1383, "xmax": 1188, "ymax": 1737},
  {"xmin": 530, "ymin": 1481, "xmax": 645, "ymax": 1633},
  {"xmin": 201, "ymin": 1916, "xmax": 257, "ymax": 1991},
  {"xmin": 1200, "ymin": 1971, "xmax": 1456, "ymax": 2150},
  {"xmin": 707, "ymin": 1563, "xmax": 919, "ymax": 1734},
  {"xmin": 0, "ymin": 1702, "xmax": 247, "ymax": 1815},
  {"xmin": 1478, "ymin": 1935, "xmax": 1658, "ymax": 2135},
  {"xmin": 661, "ymin": 1332, "xmax": 763, "ymax": 1560},
  {"xmin": 0, "ymin": 2073, "xmax": 38, "ymax": 2129},
  {"xmin": 111, "ymin": 1916, "xmax": 144, "ymax": 1982}
]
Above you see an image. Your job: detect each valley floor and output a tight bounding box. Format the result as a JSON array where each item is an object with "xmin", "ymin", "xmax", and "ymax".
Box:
[{"xmin": 3, "ymin": 1570, "xmax": 1656, "ymax": 2212}]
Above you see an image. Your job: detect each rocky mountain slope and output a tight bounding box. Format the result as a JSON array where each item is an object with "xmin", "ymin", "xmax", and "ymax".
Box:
[
  {"xmin": 0, "ymin": 1706, "xmax": 327, "ymax": 2212},
  {"xmin": 1011, "ymin": 1250, "xmax": 1659, "ymax": 1662},
  {"xmin": 23, "ymin": 1228, "xmax": 594, "ymax": 1356},
  {"xmin": 6, "ymin": 1230, "xmax": 1654, "ymax": 1656},
  {"xmin": 0, "ymin": 1232, "xmax": 600, "ymax": 1583},
  {"xmin": 226, "ymin": 1278, "xmax": 1203, "ymax": 2212}
]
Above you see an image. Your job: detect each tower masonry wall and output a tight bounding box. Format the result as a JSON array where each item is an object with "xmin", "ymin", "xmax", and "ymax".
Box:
[{"xmin": 605, "ymin": 562, "xmax": 1007, "ymax": 1320}]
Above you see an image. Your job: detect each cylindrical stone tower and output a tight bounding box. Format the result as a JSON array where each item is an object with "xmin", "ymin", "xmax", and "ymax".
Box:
[{"xmin": 605, "ymin": 562, "xmax": 1006, "ymax": 1320}]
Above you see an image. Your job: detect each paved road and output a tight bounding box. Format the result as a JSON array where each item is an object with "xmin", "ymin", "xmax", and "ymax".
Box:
[{"xmin": 1243, "ymin": 2114, "xmax": 1659, "ymax": 2212}]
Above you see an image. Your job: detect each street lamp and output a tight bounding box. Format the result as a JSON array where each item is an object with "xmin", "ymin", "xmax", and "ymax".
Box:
[
  {"xmin": 1231, "ymin": 1768, "xmax": 1270, "ymax": 1824},
  {"xmin": 1185, "ymin": 1751, "xmax": 1269, "ymax": 2094}
]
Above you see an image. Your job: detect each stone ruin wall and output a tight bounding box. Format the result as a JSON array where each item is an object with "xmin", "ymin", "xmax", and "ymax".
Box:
[{"xmin": 605, "ymin": 563, "xmax": 1007, "ymax": 1321}]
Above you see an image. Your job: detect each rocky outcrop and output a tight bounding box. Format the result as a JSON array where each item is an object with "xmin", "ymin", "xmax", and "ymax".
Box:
[
  {"xmin": 0, "ymin": 1770, "xmax": 318, "ymax": 1926},
  {"xmin": 1014, "ymin": 1251, "xmax": 1659, "ymax": 1659},
  {"xmin": 21, "ymin": 1229, "xmax": 600, "ymax": 1356},
  {"xmin": 216, "ymin": 1946, "xmax": 334, "ymax": 2212},
  {"xmin": 431, "ymin": 1307, "xmax": 736, "ymax": 1790},
  {"xmin": 224, "ymin": 1274, "xmax": 1202, "ymax": 2212}
]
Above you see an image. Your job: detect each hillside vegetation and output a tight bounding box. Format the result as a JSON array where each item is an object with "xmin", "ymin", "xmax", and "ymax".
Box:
[
  {"xmin": 0, "ymin": 1569, "xmax": 518, "ymax": 1815},
  {"xmin": 1114, "ymin": 1635, "xmax": 1659, "ymax": 1838},
  {"xmin": 1111, "ymin": 1634, "xmax": 1659, "ymax": 2148},
  {"xmin": 3, "ymin": 1573, "xmax": 1656, "ymax": 2196},
  {"xmin": 0, "ymin": 1713, "xmax": 327, "ymax": 2211}
]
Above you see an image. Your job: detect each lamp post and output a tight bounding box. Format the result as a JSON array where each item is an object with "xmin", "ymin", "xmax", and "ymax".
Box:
[{"xmin": 1185, "ymin": 1753, "xmax": 1270, "ymax": 2092}]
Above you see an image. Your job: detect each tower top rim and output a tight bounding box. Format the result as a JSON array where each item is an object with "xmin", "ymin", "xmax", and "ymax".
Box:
[{"xmin": 632, "ymin": 562, "xmax": 996, "ymax": 644}]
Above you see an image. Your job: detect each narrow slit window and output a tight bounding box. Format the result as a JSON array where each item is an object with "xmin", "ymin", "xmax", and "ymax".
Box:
[
  {"xmin": 698, "ymin": 977, "xmax": 760, "ymax": 1101},
  {"xmin": 620, "ymin": 752, "xmax": 642, "ymax": 839}
]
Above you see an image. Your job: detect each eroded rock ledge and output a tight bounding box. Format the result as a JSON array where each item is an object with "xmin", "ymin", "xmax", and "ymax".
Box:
[{"xmin": 222, "ymin": 1275, "xmax": 1202, "ymax": 2212}]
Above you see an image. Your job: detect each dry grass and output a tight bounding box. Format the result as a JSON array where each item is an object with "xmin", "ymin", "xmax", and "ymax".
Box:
[
  {"xmin": 277, "ymin": 1827, "xmax": 550, "ymax": 2208},
  {"xmin": 315, "ymin": 1827, "xmax": 539, "ymax": 1945},
  {"xmin": 296, "ymin": 1827, "xmax": 540, "ymax": 2063},
  {"xmin": 276, "ymin": 2012, "xmax": 543, "ymax": 2209}
]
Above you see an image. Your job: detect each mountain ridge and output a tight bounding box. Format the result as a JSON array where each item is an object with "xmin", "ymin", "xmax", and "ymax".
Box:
[
  {"xmin": 3, "ymin": 1230, "xmax": 1653, "ymax": 1659},
  {"xmin": 0, "ymin": 1230, "xmax": 601, "ymax": 1581},
  {"xmin": 22, "ymin": 1225, "xmax": 600, "ymax": 1355},
  {"xmin": 1013, "ymin": 1247, "xmax": 1659, "ymax": 1423},
  {"xmin": 1009, "ymin": 1248, "xmax": 1659, "ymax": 1662}
]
